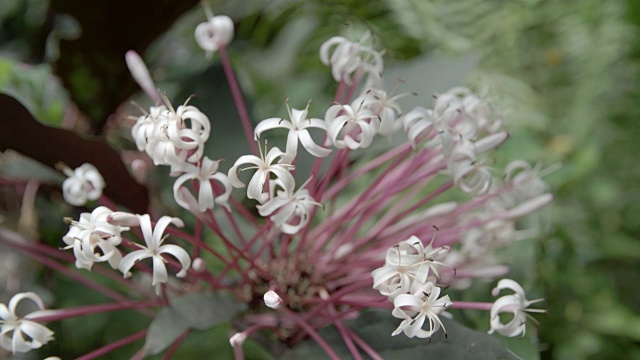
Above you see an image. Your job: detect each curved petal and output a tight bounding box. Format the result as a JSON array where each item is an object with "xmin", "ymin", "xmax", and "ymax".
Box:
[
  {"xmin": 173, "ymin": 173, "xmax": 195, "ymax": 211},
  {"xmin": 138, "ymin": 214, "xmax": 154, "ymax": 248},
  {"xmin": 247, "ymin": 169, "xmax": 267, "ymax": 201},
  {"xmin": 282, "ymin": 130, "xmax": 300, "ymax": 164},
  {"xmin": 492, "ymin": 279, "xmax": 526, "ymax": 299},
  {"xmin": 151, "ymin": 256, "xmax": 168, "ymax": 286},
  {"xmin": 118, "ymin": 250, "xmax": 150, "ymax": 278},
  {"xmin": 298, "ymin": 130, "xmax": 332, "ymax": 158},
  {"xmin": 198, "ymin": 179, "xmax": 215, "ymax": 212},
  {"xmin": 394, "ymin": 294, "xmax": 424, "ymax": 311},
  {"xmin": 17, "ymin": 320, "xmax": 54, "ymax": 350},
  {"xmin": 255, "ymin": 117, "xmax": 291, "ymax": 138},
  {"xmin": 153, "ymin": 216, "xmax": 185, "ymax": 249},
  {"xmin": 159, "ymin": 244, "xmax": 191, "ymax": 278}
]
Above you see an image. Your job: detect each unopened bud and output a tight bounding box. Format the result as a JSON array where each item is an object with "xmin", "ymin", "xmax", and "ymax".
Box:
[
  {"xmin": 192, "ymin": 257, "xmax": 205, "ymax": 272},
  {"xmin": 229, "ymin": 332, "xmax": 247, "ymax": 347},
  {"xmin": 125, "ymin": 50, "xmax": 159, "ymax": 102},
  {"xmin": 107, "ymin": 212, "xmax": 140, "ymax": 227},
  {"xmin": 263, "ymin": 290, "xmax": 283, "ymax": 309}
]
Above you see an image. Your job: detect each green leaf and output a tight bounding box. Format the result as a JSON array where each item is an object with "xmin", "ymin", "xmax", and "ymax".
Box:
[
  {"xmin": 291, "ymin": 310, "xmax": 521, "ymax": 360},
  {"xmin": 144, "ymin": 292, "xmax": 245, "ymax": 356}
]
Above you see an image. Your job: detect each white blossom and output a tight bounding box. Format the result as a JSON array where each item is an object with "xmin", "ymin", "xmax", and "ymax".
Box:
[
  {"xmin": 60, "ymin": 163, "xmax": 105, "ymax": 206},
  {"xmin": 257, "ymin": 178, "xmax": 321, "ymax": 234},
  {"xmin": 131, "ymin": 105, "xmax": 167, "ymax": 152},
  {"xmin": 319, "ymin": 33, "xmax": 383, "ymax": 86},
  {"xmin": 172, "ymin": 156, "xmax": 232, "ymax": 213},
  {"xmin": 118, "ymin": 215, "xmax": 191, "ymax": 295},
  {"xmin": 372, "ymin": 235, "xmax": 449, "ymax": 300},
  {"xmin": 488, "ymin": 279, "xmax": 545, "ymax": 337},
  {"xmin": 63, "ymin": 206, "xmax": 128, "ymax": 270},
  {"xmin": 143, "ymin": 97, "xmax": 211, "ymax": 169},
  {"xmin": 353, "ymin": 87, "xmax": 406, "ymax": 136},
  {"xmin": 391, "ymin": 283, "xmax": 451, "ymax": 339},
  {"xmin": 228, "ymin": 143, "xmax": 295, "ymax": 203},
  {"xmin": 195, "ymin": 15, "xmax": 234, "ymax": 58},
  {"xmin": 0, "ymin": 292, "xmax": 55, "ymax": 354},
  {"xmin": 325, "ymin": 101, "xmax": 380, "ymax": 150},
  {"xmin": 254, "ymin": 105, "xmax": 331, "ymax": 163}
]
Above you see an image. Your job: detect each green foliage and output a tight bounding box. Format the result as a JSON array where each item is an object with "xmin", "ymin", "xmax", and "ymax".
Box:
[
  {"xmin": 1, "ymin": 0, "xmax": 639, "ymax": 358},
  {"xmin": 292, "ymin": 310, "xmax": 521, "ymax": 359},
  {"xmin": 144, "ymin": 292, "xmax": 245, "ymax": 355}
]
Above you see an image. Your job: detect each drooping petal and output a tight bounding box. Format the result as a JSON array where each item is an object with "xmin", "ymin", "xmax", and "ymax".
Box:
[
  {"xmin": 158, "ymin": 244, "xmax": 191, "ymax": 278},
  {"xmin": 151, "ymin": 256, "xmax": 168, "ymax": 287},
  {"xmin": 118, "ymin": 250, "xmax": 150, "ymax": 278}
]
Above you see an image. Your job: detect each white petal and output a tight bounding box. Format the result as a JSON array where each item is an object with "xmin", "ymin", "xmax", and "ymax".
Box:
[
  {"xmin": 118, "ymin": 250, "xmax": 150, "ymax": 277},
  {"xmin": 151, "ymin": 256, "xmax": 168, "ymax": 286},
  {"xmin": 298, "ymin": 130, "xmax": 332, "ymax": 158},
  {"xmin": 159, "ymin": 244, "xmax": 191, "ymax": 278},
  {"xmin": 254, "ymin": 117, "xmax": 291, "ymax": 138}
]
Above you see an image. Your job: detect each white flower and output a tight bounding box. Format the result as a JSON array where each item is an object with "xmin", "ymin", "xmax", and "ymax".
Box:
[
  {"xmin": 488, "ymin": 279, "xmax": 545, "ymax": 337},
  {"xmin": 254, "ymin": 104, "xmax": 331, "ymax": 163},
  {"xmin": 503, "ymin": 160, "xmax": 550, "ymax": 200},
  {"xmin": 448, "ymin": 139, "xmax": 493, "ymax": 197},
  {"xmin": 118, "ymin": 215, "xmax": 191, "ymax": 295},
  {"xmin": 0, "ymin": 292, "xmax": 55, "ymax": 354},
  {"xmin": 143, "ymin": 97, "xmax": 211, "ymax": 168},
  {"xmin": 325, "ymin": 101, "xmax": 380, "ymax": 149},
  {"xmin": 372, "ymin": 235, "xmax": 447, "ymax": 300},
  {"xmin": 263, "ymin": 291, "xmax": 283, "ymax": 309},
  {"xmin": 353, "ymin": 87, "xmax": 407, "ymax": 136},
  {"xmin": 63, "ymin": 206, "xmax": 129, "ymax": 270},
  {"xmin": 131, "ymin": 105, "xmax": 167, "ymax": 152},
  {"xmin": 257, "ymin": 178, "xmax": 321, "ymax": 234},
  {"xmin": 319, "ymin": 33, "xmax": 383, "ymax": 86},
  {"xmin": 195, "ymin": 15, "xmax": 234, "ymax": 58},
  {"xmin": 391, "ymin": 282, "xmax": 451, "ymax": 339},
  {"xmin": 60, "ymin": 163, "xmax": 105, "ymax": 206},
  {"xmin": 172, "ymin": 156, "xmax": 232, "ymax": 213},
  {"xmin": 228, "ymin": 142, "xmax": 295, "ymax": 204}
]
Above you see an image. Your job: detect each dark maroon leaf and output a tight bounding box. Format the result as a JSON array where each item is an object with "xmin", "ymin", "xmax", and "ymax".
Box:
[
  {"xmin": 0, "ymin": 93, "xmax": 148, "ymax": 213},
  {"xmin": 49, "ymin": 0, "xmax": 199, "ymax": 132}
]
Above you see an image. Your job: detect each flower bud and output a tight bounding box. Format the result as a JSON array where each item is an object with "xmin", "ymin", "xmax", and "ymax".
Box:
[
  {"xmin": 107, "ymin": 212, "xmax": 140, "ymax": 227},
  {"xmin": 263, "ymin": 290, "xmax": 283, "ymax": 309},
  {"xmin": 229, "ymin": 332, "xmax": 247, "ymax": 347},
  {"xmin": 192, "ymin": 257, "xmax": 205, "ymax": 272}
]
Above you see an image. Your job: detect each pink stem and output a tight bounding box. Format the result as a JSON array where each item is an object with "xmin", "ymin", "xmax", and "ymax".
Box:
[
  {"xmin": 163, "ymin": 329, "xmax": 190, "ymax": 360},
  {"xmin": 31, "ymin": 301, "xmax": 157, "ymax": 323},
  {"xmin": 449, "ymin": 301, "xmax": 493, "ymax": 311},
  {"xmin": 76, "ymin": 329, "xmax": 147, "ymax": 360},
  {"xmin": 283, "ymin": 308, "xmax": 341, "ymax": 360},
  {"xmin": 218, "ymin": 45, "xmax": 258, "ymax": 155}
]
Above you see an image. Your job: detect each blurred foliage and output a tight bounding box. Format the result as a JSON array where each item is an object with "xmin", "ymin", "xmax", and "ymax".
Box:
[{"xmin": 1, "ymin": 0, "xmax": 640, "ymax": 359}]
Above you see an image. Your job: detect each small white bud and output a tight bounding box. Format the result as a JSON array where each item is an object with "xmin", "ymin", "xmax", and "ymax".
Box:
[
  {"xmin": 229, "ymin": 332, "xmax": 247, "ymax": 347},
  {"xmin": 107, "ymin": 212, "xmax": 140, "ymax": 227},
  {"xmin": 263, "ymin": 290, "xmax": 283, "ymax": 309},
  {"xmin": 192, "ymin": 257, "xmax": 205, "ymax": 272}
]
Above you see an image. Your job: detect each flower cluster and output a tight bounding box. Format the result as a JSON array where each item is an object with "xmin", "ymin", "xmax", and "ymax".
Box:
[
  {"xmin": 59, "ymin": 163, "xmax": 105, "ymax": 206},
  {"xmin": 62, "ymin": 207, "xmax": 191, "ymax": 295},
  {"xmin": 1, "ymin": 9, "xmax": 551, "ymax": 359}
]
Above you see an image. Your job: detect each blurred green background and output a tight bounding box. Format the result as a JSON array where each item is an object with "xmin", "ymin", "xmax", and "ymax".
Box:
[{"xmin": 1, "ymin": 0, "xmax": 639, "ymax": 359}]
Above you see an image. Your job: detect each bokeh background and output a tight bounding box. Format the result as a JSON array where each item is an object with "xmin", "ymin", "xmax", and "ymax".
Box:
[{"xmin": 0, "ymin": 0, "xmax": 639, "ymax": 359}]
